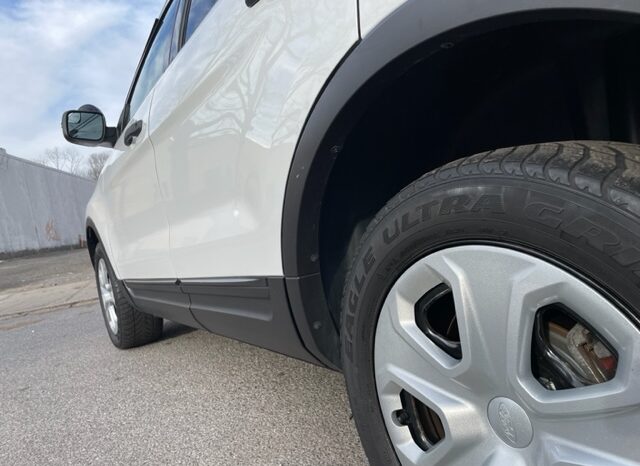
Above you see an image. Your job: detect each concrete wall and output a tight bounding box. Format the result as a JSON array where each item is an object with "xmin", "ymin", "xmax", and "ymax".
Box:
[{"xmin": 0, "ymin": 149, "xmax": 96, "ymax": 256}]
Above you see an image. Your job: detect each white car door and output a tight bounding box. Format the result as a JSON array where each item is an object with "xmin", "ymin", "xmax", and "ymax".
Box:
[
  {"xmin": 102, "ymin": 98, "xmax": 174, "ymax": 280},
  {"xmin": 149, "ymin": 0, "xmax": 359, "ymax": 279},
  {"xmin": 100, "ymin": 1, "xmax": 183, "ymax": 280}
]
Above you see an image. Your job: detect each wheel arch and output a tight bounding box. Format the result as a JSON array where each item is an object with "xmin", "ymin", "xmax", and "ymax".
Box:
[
  {"xmin": 281, "ymin": 3, "xmax": 640, "ymax": 368},
  {"xmin": 86, "ymin": 218, "xmax": 102, "ymax": 270}
]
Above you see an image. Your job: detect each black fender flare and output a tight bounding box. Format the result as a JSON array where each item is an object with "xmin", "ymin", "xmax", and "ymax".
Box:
[
  {"xmin": 280, "ymin": 1, "xmax": 640, "ymax": 368},
  {"xmin": 85, "ymin": 217, "xmax": 104, "ymax": 268}
]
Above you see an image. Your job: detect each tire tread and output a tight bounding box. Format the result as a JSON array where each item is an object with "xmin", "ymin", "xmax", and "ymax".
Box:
[{"xmin": 94, "ymin": 244, "xmax": 162, "ymax": 349}]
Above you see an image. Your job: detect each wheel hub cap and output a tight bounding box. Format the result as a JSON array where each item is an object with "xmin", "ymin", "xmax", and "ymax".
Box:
[
  {"xmin": 374, "ymin": 245, "xmax": 640, "ymax": 465},
  {"xmin": 487, "ymin": 397, "xmax": 532, "ymax": 449}
]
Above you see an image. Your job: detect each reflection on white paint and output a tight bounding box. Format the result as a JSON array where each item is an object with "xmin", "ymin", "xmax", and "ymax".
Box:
[{"xmin": 149, "ymin": 0, "xmax": 359, "ymax": 278}]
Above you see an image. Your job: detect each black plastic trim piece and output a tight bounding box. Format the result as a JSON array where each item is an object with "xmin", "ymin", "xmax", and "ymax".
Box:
[
  {"xmin": 123, "ymin": 119, "xmax": 143, "ymax": 146},
  {"xmin": 125, "ymin": 279, "xmax": 202, "ymax": 329},
  {"xmin": 246, "ymin": 0, "xmax": 260, "ymax": 7},
  {"xmin": 280, "ymin": 0, "xmax": 640, "ymax": 368},
  {"xmin": 118, "ymin": 17, "xmax": 162, "ymax": 132},
  {"xmin": 399, "ymin": 390, "xmax": 444, "ymax": 451},
  {"xmin": 285, "ymin": 274, "xmax": 340, "ymax": 370},
  {"xmin": 118, "ymin": 0, "xmax": 179, "ymax": 132},
  {"xmin": 188, "ymin": 278, "xmax": 317, "ymax": 365},
  {"xmin": 85, "ymin": 217, "xmax": 103, "ymax": 265},
  {"xmin": 415, "ymin": 284, "xmax": 462, "ymax": 360},
  {"xmin": 179, "ymin": 277, "xmax": 269, "ymax": 298},
  {"xmin": 169, "ymin": 0, "xmax": 188, "ymax": 63},
  {"xmin": 123, "ymin": 277, "xmax": 322, "ymax": 366}
]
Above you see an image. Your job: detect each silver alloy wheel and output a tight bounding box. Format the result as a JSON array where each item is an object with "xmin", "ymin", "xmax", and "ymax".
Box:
[
  {"xmin": 375, "ymin": 245, "xmax": 640, "ymax": 465},
  {"xmin": 98, "ymin": 258, "xmax": 118, "ymax": 335}
]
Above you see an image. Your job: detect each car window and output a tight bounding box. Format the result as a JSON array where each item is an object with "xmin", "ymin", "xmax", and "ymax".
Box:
[
  {"xmin": 169, "ymin": 0, "xmax": 187, "ymax": 63},
  {"xmin": 129, "ymin": 0, "xmax": 181, "ymax": 119},
  {"xmin": 184, "ymin": 0, "xmax": 217, "ymax": 43}
]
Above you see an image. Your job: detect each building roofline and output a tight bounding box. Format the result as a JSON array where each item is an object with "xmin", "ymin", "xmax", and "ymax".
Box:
[{"xmin": 0, "ymin": 149, "xmax": 96, "ymax": 184}]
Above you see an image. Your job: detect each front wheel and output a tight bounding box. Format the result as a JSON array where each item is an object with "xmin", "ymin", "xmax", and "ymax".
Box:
[
  {"xmin": 342, "ymin": 141, "xmax": 640, "ymax": 465},
  {"xmin": 94, "ymin": 243, "xmax": 163, "ymax": 349}
]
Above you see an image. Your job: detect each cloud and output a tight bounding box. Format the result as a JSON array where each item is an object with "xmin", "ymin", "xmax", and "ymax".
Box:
[{"xmin": 0, "ymin": 0, "xmax": 162, "ymax": 159}]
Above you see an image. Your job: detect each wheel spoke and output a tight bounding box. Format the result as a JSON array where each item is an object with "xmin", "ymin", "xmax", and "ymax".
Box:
[
  {"xmin": 507, "ymin": 259, "xmax": 640, "ymax": 416},
  {"xmin": 376, "ymin": 285, "xmax": 488, "ymax": 465},
  {"xmin": 376, "ymin": 361, "xmax": 486, "ymax": 466},
  {"xmin": 420, "ymin": 247, "xmax": 544, "ymax": 394},
  {"xmin": 436, "ymin": 443, "xmax": 536, "ymax": 466},
  {"xmin": 375, "ymin": 332, "xmax": 474, "ymax": 413},
  {"xmin": 527, "ymin": 345, "xmax": 640, "ymax": 463},
  {"xmin": 380, "ymin": 262, "xmax": 479, "ymax": 399},
  {"xmin": 536, "ymin": 415, "xmax": 640, "ymax": 465}
]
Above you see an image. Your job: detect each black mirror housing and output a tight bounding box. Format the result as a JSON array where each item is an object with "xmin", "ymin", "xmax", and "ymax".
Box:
[{"xmin": 61, "ymin": 108, "xmax": 116, "ymax": 148}]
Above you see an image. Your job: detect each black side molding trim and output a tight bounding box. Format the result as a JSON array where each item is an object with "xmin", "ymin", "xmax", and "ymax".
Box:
[
  {"xmin": 124, "ymin": 277, "xmax": 322, "ymax": 366},
  {"xmin": 180, "ymin": 277, "xmax": 270, "ymax": 299},
  {"xmin": 246, "ymin": 0, "xmax": 260, "ymax": 7},
  {"xmin": 125, "ymin": 279, "xmax": 203, "ymax": 329}
]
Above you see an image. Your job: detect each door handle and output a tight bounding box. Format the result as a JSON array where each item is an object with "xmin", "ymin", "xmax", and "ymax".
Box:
[{"xmin": 124, "ymin": 120, "xmax": 143, "ymax": 146}]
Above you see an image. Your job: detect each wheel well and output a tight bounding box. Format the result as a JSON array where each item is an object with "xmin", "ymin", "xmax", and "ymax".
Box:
[
  {"xmin": 318, "ymin": 19, "xmax": 640, "ymax": 328},
  {"xmin": 86, "ymin": 225, "xmax": 99, "ymax": 269}
]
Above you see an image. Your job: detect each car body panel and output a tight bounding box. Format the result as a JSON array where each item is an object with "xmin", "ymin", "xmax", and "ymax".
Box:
[
  {"xmin": 149, "ymin": 0, "xmax": 359, "ymax": 279},
  {"xmin": 92, "ymin": 93, "xmax": 175, "ymax": 280},
  {"xmin": 358, "ymin": 0, "xmax": 406, "ymax": 37}
]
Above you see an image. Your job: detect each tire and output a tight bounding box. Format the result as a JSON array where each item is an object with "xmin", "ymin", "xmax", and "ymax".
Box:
[
  {"xmin": 341, "ymin": 141, "xmax": 640, "ymax": 465},
  {"xmin": 93, "ymin": 243, "xmax": 163, "ymax": 349}
]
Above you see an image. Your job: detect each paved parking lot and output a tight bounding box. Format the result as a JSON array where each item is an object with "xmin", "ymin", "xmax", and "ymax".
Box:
[
  {"xmin": 0, "ymin": 251, "xmax": 367, "ymax": 465},
  {"xmin": 0, "ymin": 249, "xmax": 93, "ymax": 292}
]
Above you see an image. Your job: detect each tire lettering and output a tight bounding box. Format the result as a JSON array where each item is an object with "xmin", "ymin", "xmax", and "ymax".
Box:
[
  {"xmin": 471, "ymin": 194, "xmax": 505, "ymax": 213},
  {"xmin": 354, "ymin": 272, "xmax": 365, "ymax": 293},
  {"xmin": 401, "ymin": 212, "xmax": 419, "ymax": 232},
  {"xmin": 348, "ymin": 290, "xmax": 359, "ymax": 313},
  {"xmin": 563, "ymin": 217, "xmax": 620, "ymax": 251},
  {"xmin": 363, "ymin": 246, "xmax": 376, "ymax": 274},
  {"xmin": 440, "ymin": 194, "xmax": 471, "ymax": 215},
  {"xmin": 417, "ymin": 201, "xmax": 438, "ymax": 221},
  {"xmin": 383, "ymin": 219, "xmax": 400, "ymax": 245},
  {"xmin": 524, "ymin": 199, "xmax": 564, "ymax": 228},
  {"xmin": 525, "ymin": 194, "xmax": 639, "ymax": 281},
  {"xmin": 612, "ymin": 247, "xmax": 640, "ymax": 266},
  {"xmin": 612, "ymin": 248, "xmax": 640, "ymax": 278}
]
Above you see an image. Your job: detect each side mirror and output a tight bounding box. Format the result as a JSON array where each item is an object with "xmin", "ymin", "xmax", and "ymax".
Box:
[{"xmin": 61, "ymin": 108, "xmax": 116, "ymax": 148}]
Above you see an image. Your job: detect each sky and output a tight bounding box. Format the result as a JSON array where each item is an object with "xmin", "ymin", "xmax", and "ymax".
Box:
[{"xmin": 0, "ymin": 0, "xmax": 164, "ymax": 160}]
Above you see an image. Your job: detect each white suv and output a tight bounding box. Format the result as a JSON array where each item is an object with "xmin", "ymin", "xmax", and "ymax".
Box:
[{"xmin": 62, "ymin": 1, "xmax": 640, "ymax": 464}]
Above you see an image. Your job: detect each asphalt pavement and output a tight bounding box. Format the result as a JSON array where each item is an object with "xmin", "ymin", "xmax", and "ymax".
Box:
[
  {"xmin": 0, "ymin": 249, "xmax": 92, "ymax": 292},
  {"xmin": 0, "ymin": 252, "xmax": 367, "ymax": 465}
]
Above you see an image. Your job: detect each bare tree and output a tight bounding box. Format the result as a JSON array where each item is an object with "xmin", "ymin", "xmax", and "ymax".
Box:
[
  {"xmin": 38, "ymin": 147, "xmax": 85, "ymax": 176},
  {"xmin": 85, "ymin": 152, "xmax": 111, "ymax": 180}
]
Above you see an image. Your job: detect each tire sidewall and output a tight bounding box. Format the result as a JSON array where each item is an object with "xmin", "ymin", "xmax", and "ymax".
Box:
[
  {"xmin": 341, "ymin": 175, "xmax": 640, "ymax": 465},
  {"xmin": 93, "ymin": 243, "xmax": 122, "ymax": 347}
]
